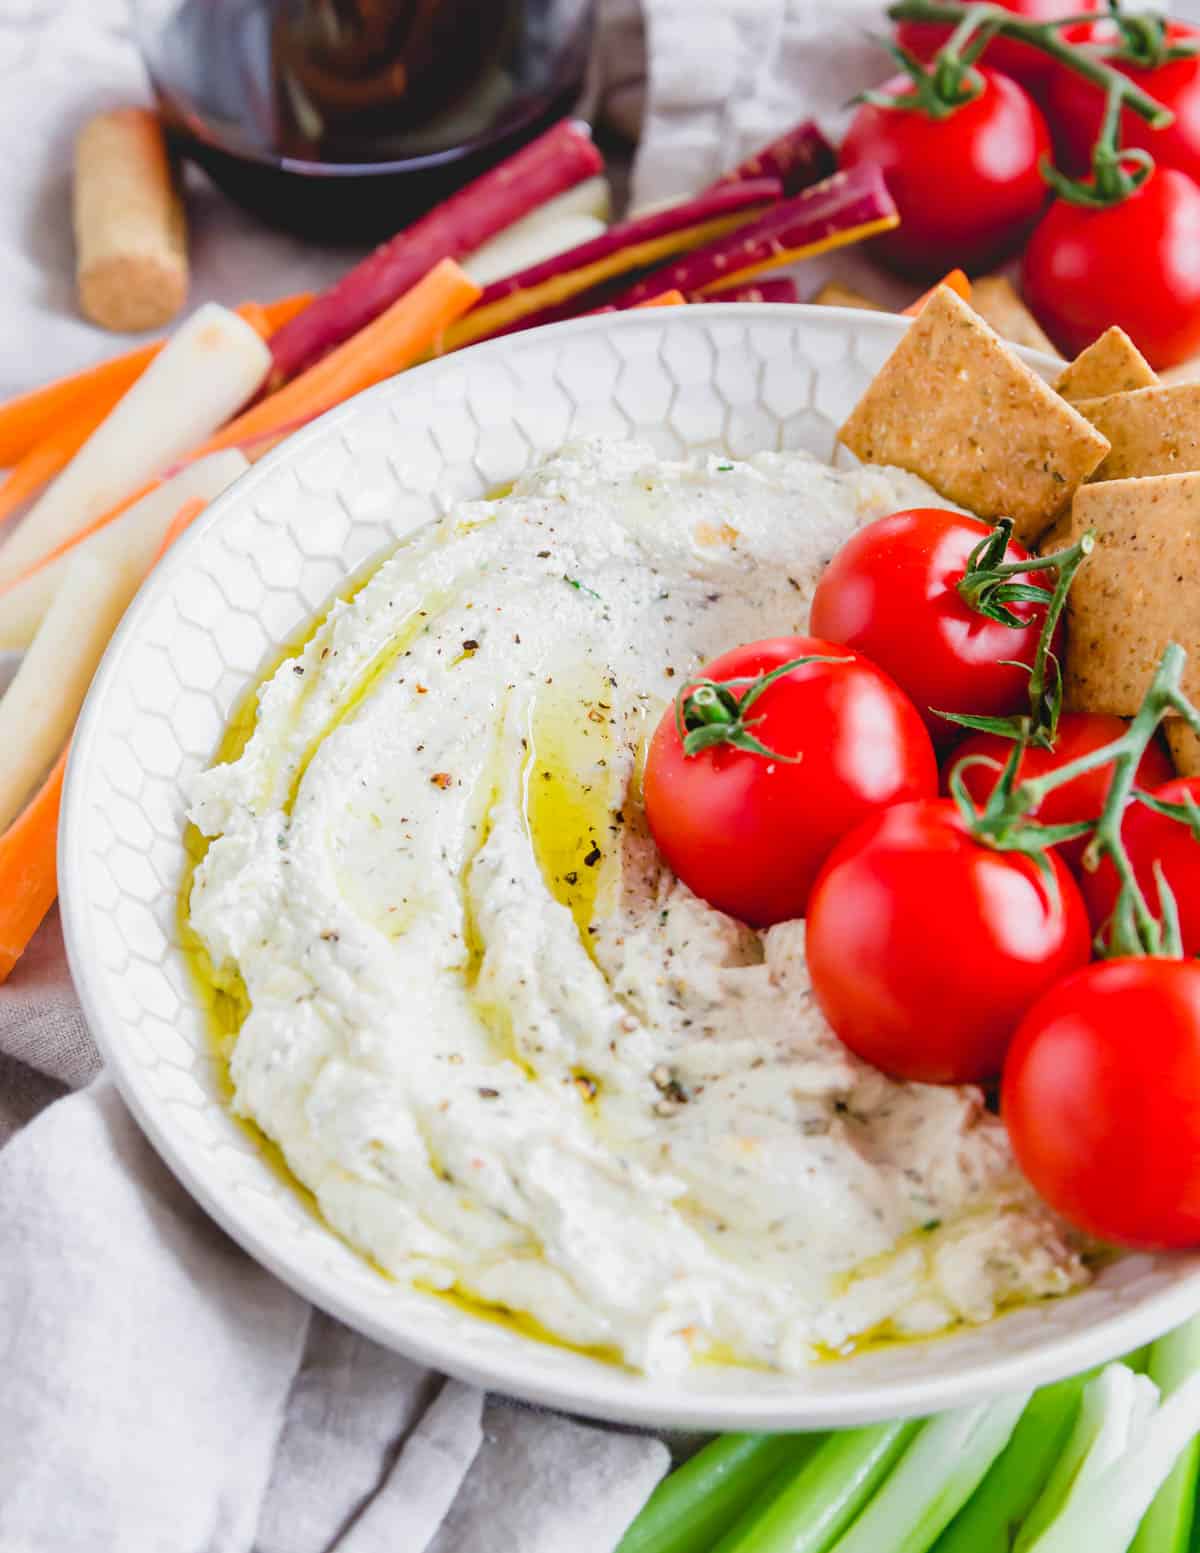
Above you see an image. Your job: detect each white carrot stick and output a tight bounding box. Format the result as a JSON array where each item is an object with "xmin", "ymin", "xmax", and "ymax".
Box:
[
  {"xmin": 0, "ymin": 448, "xmax": 248, "ymax": 830},
  {"xmin": 0, "ymin": 303, "xmax": 269, "ymax": 588},
  {"xmin": 464, "ymin": 213, "xmax": 608, "ymax": 288},
  {"xmin": 462, "ymin": 176, "xmax": 610, "ymax": 287},
  {"xmin": 0, "ymin": 450, "xmax": 248, "ymax": 651}
]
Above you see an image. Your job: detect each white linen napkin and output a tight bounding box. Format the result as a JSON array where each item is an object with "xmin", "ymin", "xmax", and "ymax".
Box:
[{"xmin": 0, "ymin": 2, "xmax": 890, "ymax": 1548}]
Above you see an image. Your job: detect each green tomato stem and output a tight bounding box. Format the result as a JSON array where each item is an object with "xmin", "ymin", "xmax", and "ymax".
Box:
[
  {"xmin": 950, "ymin": 525, "xmax": 1094, "ymax": 747},
  {"xmin": 887, "ymin": 0, "xmax": 1174, "ymax": 127},
  {"xmin": 973, "ymin": 642, "xmax": 1200, "ymax": 957},
  {"xmin": 675, "ymin": 654, "xmax": 849, "ymax": 762}
]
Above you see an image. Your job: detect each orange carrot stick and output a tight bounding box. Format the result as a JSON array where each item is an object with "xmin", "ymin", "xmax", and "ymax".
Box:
[
  {"xmin": 150, "ymin": 496, "xmax": 206, "ymax": 565},
  {"xmin": 903, "ymin": 270, "xmax": 971, "ymax": 316},
  {"xmin": 0, "ymin": 292, "xmax": 312, "ymax": 469},
  {"xmin": 0, "ymin": 268, "xmax": 476, "ymax": 589},
  {"xmin": 0, "ymin": 479, "xmax": 158, "ymax": 596},
  {"xmin": 192, "ymin": 260, "xmax": 481, "ymax": 460},
  {"xmin": 0, "ymin": 744, "xmax": 68, "ymax": 984},
  {"xmin": 634, "ymin": 290, "xmax": 688, "ymax": 308},
  {"xmin": 0, "ymin": 404, "xmax": 110, "ymax": 529}
]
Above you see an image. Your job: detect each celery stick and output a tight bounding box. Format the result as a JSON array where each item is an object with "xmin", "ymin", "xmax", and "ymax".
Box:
[
  {"xmin": 825, "ymin": 1392, "xmax": 1029, "ymax": 1553},
  {"xmin": 930, "ymin": 1375, "xmax": 1090, "ymax": 1553},
  {"xmin": 1130, "ymin": 1318, "xmax": 1200, "ymax": 1553},
  {"xmin": 712, "ymin": 1419, "xmax": 919, "ymax": 1553},
  {"xmin": 1016, "ymin": 1363, "xmax": 1200, "ymax": 1553},
  {"xmin": 1016, "ymin": 1365, "xmax": 1158, "ymax": 1553},
  {"xmin": 616, "ymin": 1433, "xmax": 818, "ymax": 1553}
]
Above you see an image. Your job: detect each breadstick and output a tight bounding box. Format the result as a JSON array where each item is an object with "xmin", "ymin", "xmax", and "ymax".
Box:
[{"xmin": 74, "ymin": 107, "xmax": 188, "ymax": 333}]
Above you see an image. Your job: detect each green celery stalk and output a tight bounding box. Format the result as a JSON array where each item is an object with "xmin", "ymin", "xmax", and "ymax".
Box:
[
  {"xmin": 711, "ymin": 1418, "xmax": 919, "ymax": 1553},
  {"xmin": 616, "ymin": 1433, "xmax": 819, "ymax": 1553},
  {"xmin": 1017, "ymin": 1361, "xmax": 1200, "ymax": 1553},
  {"xmin": 1130, "ymin": 1318, "xmax": 1200, "ymax": 1553},
  {"xmin": 929, "ymin": 1375, "xmax": 1090, "ymax": 1553},
  {"xmin": 1015, "ymin": 1364, "xmax": 1156, "ymax": 1553},
  {"xmin": 824, "ymin": 1392, "xmax": 1030, "ymax": 1553}
]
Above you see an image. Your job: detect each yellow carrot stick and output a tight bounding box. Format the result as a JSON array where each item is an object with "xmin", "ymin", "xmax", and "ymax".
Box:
[{"xmin": 0, "ymin": 744, "xmax": 68, "ymax": 984}]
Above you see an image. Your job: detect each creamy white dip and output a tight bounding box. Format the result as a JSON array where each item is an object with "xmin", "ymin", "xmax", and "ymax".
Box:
[{"xmin": 189, "ymin": 439, "xmax": 1085, "ymax": 1374}]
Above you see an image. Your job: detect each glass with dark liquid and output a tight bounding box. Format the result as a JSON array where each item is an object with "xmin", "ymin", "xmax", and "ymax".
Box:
[{"xmin": 133, "ymin": 0, "xmax": 594, "ymax": 240}]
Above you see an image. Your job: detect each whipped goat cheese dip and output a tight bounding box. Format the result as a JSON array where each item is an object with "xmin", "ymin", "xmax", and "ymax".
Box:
[{"xmin": 187, "ymin": 438, "xmax": 1086, "ymax": 1374}]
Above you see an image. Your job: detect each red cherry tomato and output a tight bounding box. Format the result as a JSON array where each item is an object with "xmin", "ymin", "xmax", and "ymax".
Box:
[
  {"xmin": 1048, "ymin": 21, "xmax": 1200, "ymax": 183},
  {"xmin": 1079, "ymin": 777, "xmax": 1200, "ymax": 953},
  {"xmin": 896, "ymin": 0, "xmax": 1102, "ymax": 92},
  {"xmin": 946, "ymin": 713, "xmax": 1174, "ymax": 867},
  {"xmin": 1004, "ymin": 958, "xmax": 1200, "ymax": 1248},
  {"xmin": 809, "ymin": 508, "xmax": 1058, "ymax": 748},
  {"xmin": 839, "ymin": 67, "xmax": 1052, "ymax": 279},
  {"xmin": 806, "ymin": 799, "xmax": 1091, "ymax": 1085},
  {"xmin": 642, "ymin": 637, "xmax": 937, "ymax": 928},
  {"xmin": 1022, "ymin": 166, "xmax": 1200, "ymax": 368}
]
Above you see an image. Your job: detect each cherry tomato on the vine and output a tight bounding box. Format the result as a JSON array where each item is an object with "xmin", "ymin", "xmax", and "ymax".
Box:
[
  {"xmin": 946, "ymin": 713, "xmax": 1174, "ymax": 867},
  {"xmin": 806, "ymin": 799, "xmax": 1091, "ymax": 1085},
  {"xmin": 642, "ymin": 637, "xmax": 936, "ymax": 929},
  {"xmin": 1004, "ymin": 958, "xmax": 1200, "ymax": 1248},
  {"xmin": 809, "ymin": 508, "xmax": 1059, "ymax": 747},
  {"xmin": 839, "ymin": 67, "xmax": 1052, "ymax": 278},
  {"xmin": 1048, "ymin": 21, "xmax": 1200, "ymax": 184},
  {"xmin": 896, "ymin": 0, "xmax": 1102, "ymax": 93},
  {"xmin": 1079, "ymin": 776, "xmax": 1200, "ymax": 954},
  {"xmin": 1022, "ymin": 166, "xmax": 1200, "ymax": 368}
]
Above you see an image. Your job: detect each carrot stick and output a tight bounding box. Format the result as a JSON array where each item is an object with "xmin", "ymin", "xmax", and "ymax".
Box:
[
  {"xmin": 0, "ymin": 406, "xmax": 106, "ymax": 529},
  {"xmin": 606, "ymin": 167, "xmax": 898, "ymax": 308},
  {"xmin": 634, "ymin": 290, "xmax": 687, "ymax": 308},
  {"xmin": 193, "ymin": 259, "xmax": 481, "ymax": 459},
  {"xmin": 696, "ymin": 277, "xmax": 800, "ymax": 304},
  {"xmin": 0, "ymin": 480, "xmax": 156, "ymax": 595},
  {"xmin": 0, "ymin": 744, "xmax": 68, "ymax": 985},
  {"xmin": 0, "ymin": 292, "xmax": 312, "ymax": 470},
  {"xmin": 712, "ymin": 119, "xmax": 837, "ymax": 197},
  {"xmin": 0, "ymin": 269, "xmax": 467, "ymax": 603},
  {"xmin": 150, "ymin": 495, "xmax": 206, "ymax": 565},
  {"xmin": 268, "ymin": 120, "xmax": 602, "ymax": 383},
  {"xmin": 249, "ymin": 293, "xmax": 314, "ymax": 334},
  {"xmin": 903, "ymin": 270, "xmax": 971, "ymax": 316}
]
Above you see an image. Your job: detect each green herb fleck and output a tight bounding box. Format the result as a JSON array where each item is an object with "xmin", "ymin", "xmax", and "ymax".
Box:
[{"xmin": 563, "ymin": 575, "xmax": 602, "ymax": 601}]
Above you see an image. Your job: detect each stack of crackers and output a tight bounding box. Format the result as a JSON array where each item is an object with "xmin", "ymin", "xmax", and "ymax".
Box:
[{"xmin": 837, "ymin": 286, "xmax": 1199, "ymax": 776}]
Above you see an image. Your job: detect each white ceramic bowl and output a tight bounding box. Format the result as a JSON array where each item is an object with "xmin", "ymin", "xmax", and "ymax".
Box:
[{"xmin": 61, "ymin": 305, "xmax": 1200, "ymax": 1431}]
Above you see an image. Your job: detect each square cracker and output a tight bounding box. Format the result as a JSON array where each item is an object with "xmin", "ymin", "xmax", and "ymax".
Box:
[
  {"xmin": 1054, "ymin": 327, "xmax": 1157, "ymax": 401},
  {"xmin": 838, "ymin": 285, "xmax": 1109, "ymax": 545},
  {"xmin": 1166, "ymin": 721, "xmax": 1200, "ymax": 777},
  {"xmin": 1073, "ymin": 382, "xmax": 1200, "ymax": 482},
  {"xmin": 970, "ymin": 276, "xmax": 1059, "ymax": 357},
  {"xmin": 1059, "ymin": 471, "xmax": 1200, "ymax": 715}
]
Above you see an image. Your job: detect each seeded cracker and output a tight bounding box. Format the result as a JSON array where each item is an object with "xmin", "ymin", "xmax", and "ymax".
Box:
[
  {"xmin": 1166, "ymin": 721, "xmax": 1200, "ymax": 777},
  {"xmin": 1054, "ymin": 327, "xmax": 1157, "ymax": 402},
  {"xmin": 1073, "ymin": 382, "xmax": 1200, "ymax": 482},
  {"xmin": 838, "ymin": 285, "xmax": 1109, "ymax": 545},
  {"xmin": 970, "ymin": 275, "xmax": 1059, "ymax": 357},
  {"xmin": 1057, "ymin": 472, "xmax": 1200, "ymax": 715}
]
